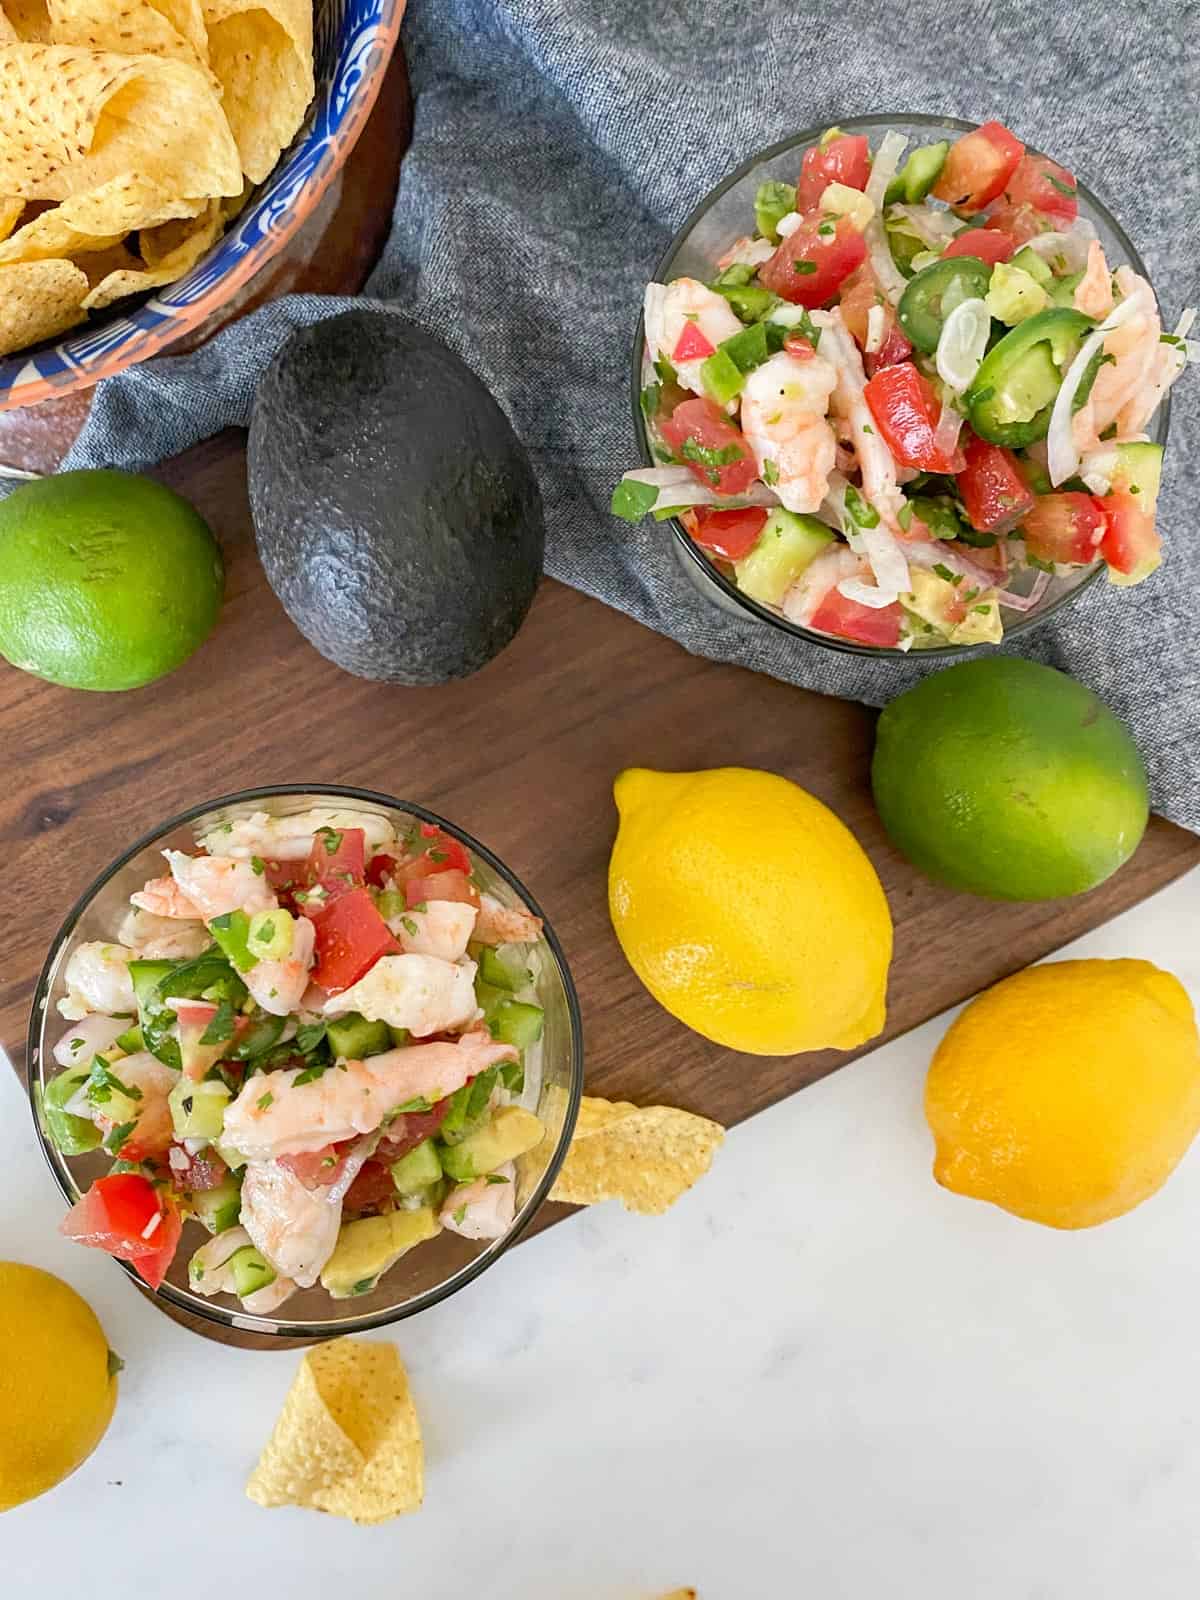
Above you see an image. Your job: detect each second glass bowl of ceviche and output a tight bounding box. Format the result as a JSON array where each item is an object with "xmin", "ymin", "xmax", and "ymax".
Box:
[
  {"xmin": 614, "ymin": 113, "xmax": 1191, "ymax": 656},
  {"xmin": 27, "ymin": 786, "xmax": 583, "ymax": 1340}
]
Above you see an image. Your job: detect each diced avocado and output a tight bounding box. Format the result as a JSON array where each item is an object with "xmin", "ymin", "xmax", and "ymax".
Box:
[
  {"xmin": 114, "ymin": 1024, "xmax": 144, "ymax": 1054},
  {"xmin": 884, "ymin": 139, "xmax": 949, "ymax": 204},
  {"xmin": 1010, "ymin": 246, "xmax": 1053, "ymax": 287},
  {"xmin": 42, "ymin": 1068, "xmax": 102, "ymax": 1156},
  {"xmin": 985, "ymin": 263, "xmax": 1049, "ymax": 326},
  {"xmin": 478, "ymin": 945, "xmax": 530, "ymax": 993},
  {"xmin": 192, "ymin": 1175, "xmax": 243, "ymax": 1234},
  {"xmin": 326, "ymin": 1011, "xmax": 393, "ymax": 1060},
  {"xmin": 320, "ymin": 1207, "xmax": 440, "ymax": 1298},
  {"xmin": 168, "ymin": 1077, "xmax": 231, "ymax": 1142},
  {"xmin": 1112, "ymin": 441, "xmax": 1163, "ymax": 515},
  {"xmin": 1049, "ymin": 269, "xmax": 1084, "ymax": 308},
  {"xmin": 901, "ymin": 569, "xmax": 1003, "ymax": 646},
  {"xmin": 733, "ymin": 509, "xmax": 834, "ymax": 607},
  {"xmin": 226, "ymin": 1245, "xmax": 275, "ymax": 1300},
  {"xmin": 439, "ymin": 1106, "xmax": 546, "ymax": 1183},
  {"xmin": 754, "ymin": 179, "xmax": 796, "ymax": 243},
  {"xmin": 390, "ymin": 1138, "xmax": 443, "ymax": 1196},
  {"xmin": 489, "ymin": 999, "xmax": 544, "ymax": 1048}
]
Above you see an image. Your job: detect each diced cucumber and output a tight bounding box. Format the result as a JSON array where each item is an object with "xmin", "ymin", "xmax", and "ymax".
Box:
[
  {"xmin": 42, "ymin": 1069, "xmax": 101, "ymax": 1155},
  {"xmin": 438, "ymin": 1065, "xmax": 502, "ymax": 1146},
  {"xmin": 1010, "ymin": 246, "xmax": 1053, "ymax": 287},
  {"xmin": 326, "ymin": 1011, "xmax": 393, "ymax": 1060},
  {"xmin": 884, "ymin": 140, "xmax": 949, "ymax": 204},
  {"xmin": 214, "ymin": 1139, "xmax": 248, "ymax": 1172},
  {"xmin": 439, "ymin": 1106, "xmax": 545, "ymax": 1183},
  {"xmin": 168, "ymin": 1077, "xmax": 231, "ymax": 1142},
  {"xmin": 207, "ymin": 909, "xmax": 257, "ymax": 972},
  {"xmin": 192, "ymin": 1175, "xmax": 243, "ymax": 1234},
  {"xmin": 227, "ymin": 1246, "xmax": 275, "ymax": 1300},
  {"xmin": 128, "ymin": 958, "xmax": 181, "ymax": 1069},
  {"xmin": 754, "ymin": 179, "xmax": 796, "ymax": 243},
  {"xmin": 387, "ymin": 1024, "xmax": 410, "ymax": 1049},
  {"xmin": 489, "ymin": 999, "xmax": 544, "ymax": 1049},
  {"xmin": 390, "ymin": 1138, "xmax": 443, "ymax": 1196},
  {"xmin": 1049, "ymin": 269, "xmax": 1084, "ymax": 308},
  {"xmin": 1112, "ymin": 440, "xmax": 1164, "ymax": 514},
  {"xmin": 114, "ymin": 1024, "xmax": 144, "ymax": 1054},
  {"xmin": 376, "ymin": 889, "xmax": 405, "ymax": 922},
  {"xmin": 700, "ymin": 346, "xmax": 744, "ymax": 407},
  {"xmin": 734, "ymin": 509, "xmax": 835, "ymax": 607},
  {"xmin": 478, "ymin": 945, "xmax": 530, "ymax": 993}
]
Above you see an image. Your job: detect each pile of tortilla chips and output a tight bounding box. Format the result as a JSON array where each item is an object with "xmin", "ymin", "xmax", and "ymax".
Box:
[
  {"xmin": 0, "ymin": 0, "xmax": 314, "ymax": 355},
  {"xmin": 247, "ymin": 1340, "xmax": 423, "ymax": 1525},
  {"xmin": 549, "ymin": 1095, "xmax": 724, "ymax": 1215}
]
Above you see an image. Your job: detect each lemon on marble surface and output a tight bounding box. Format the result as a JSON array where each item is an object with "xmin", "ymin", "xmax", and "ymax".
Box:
[
  {"xmin": 926, "ymin": 960, "xmax": 1200, "ymax": 1229},
  {"xmin": 0, "ymin": 1263, "xmax": 120, "ymax": 1512},
  {"xmin": 608, "ymin": 767, "xmax": 892, "ymax": 1055}
]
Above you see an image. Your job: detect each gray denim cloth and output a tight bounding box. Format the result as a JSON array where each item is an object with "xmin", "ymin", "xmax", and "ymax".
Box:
[{"xmin": 43, "ymin": 0, "xmax": 1200, "ymax": 829}]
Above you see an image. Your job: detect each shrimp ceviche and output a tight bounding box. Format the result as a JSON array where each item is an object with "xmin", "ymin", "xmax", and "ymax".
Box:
[
  {"xmin": 613, "ymin": 121, "xmax": 1195, "ymax": 650},
  {"xmin": 42, "ymin": 808, "xmax": 550, "ymax": 1312}
]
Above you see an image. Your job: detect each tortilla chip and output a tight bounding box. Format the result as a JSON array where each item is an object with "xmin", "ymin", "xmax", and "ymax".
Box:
[
  {"xmin": 549, "ymin": 1096, "xmax": 724, "ymax": 1215},
  {"xmin": 0, "ymin": 44, "xmax": 241, "ymax": 202},
  {"xmin": 1, "ymin": 0, "xmax": 49, "ymax": 39},
  {"xmin": 247, "ymin": 1340, "xmax": 423, "ymax": 1526},
  {"xmin": 0, "ymin": 255, "xmax": 86, "ymax": 354},
  {"xmin": 202, "ymin": 0, "xmax": 313, "ymax": 182},
  {"xmin": 80, "ymin": 196, "xmax": 218, "ymax": 308},
  {"xmin": 47, "ymin": 0, "xmax": 209, "ymax": 69},
  {"xmin": 0, "ymin": 176, "xmax": 203, "ymax": 265},
  {"xmin": 659, "ymin": 1591, "xmax": 698, "ymax": 1599},
  {"xmin": 0, "ymin": 198, "xmax": 23, "ymax": 240},
  {"xmin": 0, "ymin": 7, "xmax": 14, "ymax": 37},
  {"xmin": 78, "ymin": 238, "xmax": 141, "ymax": 285}
]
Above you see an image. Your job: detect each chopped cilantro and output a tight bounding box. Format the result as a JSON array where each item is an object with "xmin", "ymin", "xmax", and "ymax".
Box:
[
  {"xmin": 401, "ymin": 917, "xmax": 419, "ymax": 936},
  {"xmin": 485, "ymin": 1173, "xmax": 510, "ymax": 1186},
  {"xmin": 428, "ymin": 849, "xmax": 447, "ymax": 864},
  {"xmin": 453, "ymin": 1206, "xmax": 467, "ymax": 1225},
  {"xmin": 316, "ymin": 826, "xmax": 343, "ymax": 855},
  {"xmin": 817, "ymin": 221, "xmax": 835, "ymax": 238},
  {"xmin": 972, "ymin": 603, "xmax": 992, "ymax": 615},
  {"xmin": 932, "ymin": 562, "xmax": 955, "ymax": 582},
  {"xmin": 763, "ymin": 460, "xmax": 780, "ymax": 486},
  {"xmin": 86, "ymin": 1056, "xmax": 143, "ymax": 1106},
  {"xmin": 1048, "ymin": 175, "xmax": 1076, "ymax": 198},
  {"xmin": 200, "ymin": 998, "xmax": 236, "ymax": 1045},
  {"xmin": 293, "ymin": 1062, "xmax": 328, "ymax": 1086},
  {"xmin": 844, "ymin": 484, "xmax": 880, "ymax": 528},
  {"xmin": 69, "ymin": 1037, "xmax": 84, "ymax": 1052},
  {"xmin": 791, "ymin": 259, "xmax": 818, "ymax": 275},
  {"xmin": 862, "ymin": 423, "xmax": 874, "ymax": 435},
  {"xmin": 257, "ymin": 1091, "xmax": 274, "ymax": 1111},
  {"xmin": 250, "ymin": 855, "xmax": 266, "ymax": 876},
  {"xmin": 294, "ymin": 1021, "xmax": 327, "ymax": 1054},
  {"xmin": 103, "ymin": 1120, "xmax": 137, "ymax": 1154},
  {"xmin": 394, "ymin": 1096, "xmax": 432, "ymax": 1113},
  {"xmin": 611, "ymin": 478, "xmax": 659, "ymax": 521},
  {"xmin": 681, "ymin": 436, "xmax": 743, "ymax": 470}
]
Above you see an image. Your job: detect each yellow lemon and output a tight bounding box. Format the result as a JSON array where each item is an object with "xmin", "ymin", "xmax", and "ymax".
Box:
[
  {"xmin": 926, "ymin": 960, "xmax": 1200, "ymax": 1229},
  {"xmin": 0, "ymin": 1263, "xmax": 120, "ymax": 1511},
  {"xmin": 608, "ymin": 767, "xmax": 892, "ymax": 1055}
]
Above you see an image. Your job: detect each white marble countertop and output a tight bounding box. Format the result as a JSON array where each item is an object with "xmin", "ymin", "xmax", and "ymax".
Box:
[{"xmin": 4, "ymin": 866, "xmax": 1199, "ymax": 1598}]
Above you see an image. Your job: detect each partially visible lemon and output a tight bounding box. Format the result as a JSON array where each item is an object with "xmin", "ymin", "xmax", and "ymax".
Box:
[
  {"xmin": 0, "ymin": 1263, "xmax": 120, "ymax": 1511},
  {"xmin": 608, "ymin": 767, "xmax": 892, "ymax": 1055},
  {"xmin": 926, "ymin": 960, "xmax": 1200, "ymax": 1229}
]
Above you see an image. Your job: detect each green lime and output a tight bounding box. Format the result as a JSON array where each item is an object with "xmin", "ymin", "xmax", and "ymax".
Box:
[
  {"xmin": 871, "ymin": 658, "xmax": 1148, "ymax": 901},
  {"xmin": 0, "ymin": 468, "xmax": 224, "ymax": 691}
]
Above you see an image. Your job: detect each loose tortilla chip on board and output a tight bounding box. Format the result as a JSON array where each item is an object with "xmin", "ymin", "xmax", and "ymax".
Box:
[
  {"xmin": 0, "ymin": 0, "xmax": 49, "ymax": 39},
  {"xmin": 549, "ymin": 1096, "xmax": 724, "ymax": 1215},
  {"xmin": 202, "ymin": 0, "xmax": 313, "ymax": 182},
  {"xmin": 247, "ymin": 1341, "xmax": 424, "ymax": 1526},
  {"xmin": 82, "ymin": 197, "xmax": 219, "ymax": 308},
  {"xmin": 0, "ymin": 256, "xmax": 87, "ymax": 354},
  {"xmin": 47, "ymin": 0, "xmax": 210, "ymax": 72},
  {"xmin": 0, "ymin": 44, "xmax": 241, "ymax": 202}
]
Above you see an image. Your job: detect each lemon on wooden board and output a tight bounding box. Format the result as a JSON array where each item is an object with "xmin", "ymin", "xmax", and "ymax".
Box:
[
  {"xmin": 926, "ymin": 960, "xmax": 1200, "ymax": 1229},
  {"xmin": 608, "ymin": 767, "xmax": 892, "ymax": 1055},
  {"xmin": 0, "ymin": 1263, "xmax": 120, "ymax": 1512}
]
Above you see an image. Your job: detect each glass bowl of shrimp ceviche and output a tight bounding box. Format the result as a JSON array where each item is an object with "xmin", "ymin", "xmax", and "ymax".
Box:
[
  {"xmin": 613, "ymin": 114, "xmax": 1194, "ymax": 655},
  {"xmin": 27, "ymin": 787, "xmax": 583, "ymax": 1338}
]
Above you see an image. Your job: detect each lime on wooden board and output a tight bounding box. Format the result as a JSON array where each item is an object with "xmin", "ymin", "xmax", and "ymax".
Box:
[
  {"xmin": 0, "ymin": 468, "xmax": 223, "ymax": 691},
  {"xmin": 871, "ymin": 658, "xmax": 1148, "ymax": 901}
]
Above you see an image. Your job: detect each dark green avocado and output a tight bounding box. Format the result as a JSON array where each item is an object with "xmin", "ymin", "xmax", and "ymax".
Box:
[{"xmin": 248, "ymin": 311, "xmax": 545, "ymax": 685}]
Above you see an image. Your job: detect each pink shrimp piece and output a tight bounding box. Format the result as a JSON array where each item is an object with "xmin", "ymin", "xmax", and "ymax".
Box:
[
  {"xmin": 474, "ymin": 893, "xmax": 544, "ymax": 946},
  {"xmin": 1073, "ymin": 240, "xmax": 1113, "ymax": 319},
  {"xmin": 130, "ymin": 875, "xmax": 205, "ymax": 920}
]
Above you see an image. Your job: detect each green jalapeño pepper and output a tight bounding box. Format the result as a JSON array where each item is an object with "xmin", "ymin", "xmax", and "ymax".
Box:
[
  {"xmin": 963, "ymin": 307, "xmax": 1094, "ymax": 448},
  {"xmin": 897, "ymin": 255, "xmax": 993, "ymax": 353}
]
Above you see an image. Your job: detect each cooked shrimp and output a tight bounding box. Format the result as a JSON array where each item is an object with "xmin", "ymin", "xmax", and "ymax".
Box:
[
  {"xmin": 223, "ymin": 1031, "xmax": 518, "ymax": 1162},
  {"xmin": 162, "ymin": 849, "xmax": 277, "ymax": 920},
  {"xmin": 198, "ymin": 808, "xmax": 397, "ymax": 863},
  {"xmin": 1073, "ymin": 240, "xmax": 1113, "ymax": 319},
  {"xmin": 441, "ymin": 1162, "xmax": 517, "ymax": 1240},
  {"xmin": 1072, "ymin": 269, "xmax": 1160, "ymax": 450},
  {"xmin": 643, "ymin": 278, "xmax": 745, "ymax": 398},
  {"xmin": 322, "ymin": 952, "xmax": 478, "ymax": 1037},
  {"xmin": 240, "ymin": 1275, "xmax": 298, "ymax": 1315},
  {"xmin": 57, "ymin": 941, "xmax": 137, "ymax": 1020},
  {"xmin": 813, "ymin": 309, "xmax": 906, "ymax": 530},
  {"xmin": 1115, "ymin": 323, "xmax": 1188, "ymax": 436},
  {"xmin": 739, "ymin": 350, "xmax": 838, "ymax": 514},
  {"xmin": 53, "ymin": 1013, "xmax": 128, "ymax": 1068},
  {"xmin": 389, "ymin": 900, "xmax": 477, "ymax": 963},
  {"xmin": 129, "ymin": 875, "xmax": 205, "ymax": 920},
  {"xmin": 244, "ymin": 915, "xmax": 316, "ymax": 1017},
  {"xmin": 189, "ymin": 1225, "xmax": 254, "ymax": 1294},
  {"xmin": 474, "ymin": 894, "xmax": 543, "ymax": 946},
  {"xmin": 239, "ymin": 1158, "xmax": 347, "ymax": 1286},
  {"xmin": 117, "ymin": 904, "xmax": 211, "ymax": 959}
]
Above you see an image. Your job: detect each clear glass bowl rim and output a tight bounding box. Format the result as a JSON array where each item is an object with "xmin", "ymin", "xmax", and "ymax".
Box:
[
  {"xmin": 25, "ymin": 782, "xmax": 585, "ymax": 1341},
  {"xmin": 632, "ymin": 110, "xmax": 1171, "ymax": 660}
]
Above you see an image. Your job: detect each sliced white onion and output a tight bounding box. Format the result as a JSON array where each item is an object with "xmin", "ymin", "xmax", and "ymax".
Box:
[
  {"xmin": 618, "ymin": 467, "xmax": 781, "ymax": 512},
  {"xmin": 53, "ymin": 1012, "xmax": 127, "ymax": 1068},
  {"xmin": 931, "ymin": 402, "xmax": 965, "ymax": 460},
  {"xmin": 1024, "ymin": 223, "xmax": 1095, "ymax": 275},
  {"xmin": 995, "ymin": 570, "xmax": 1052, "ymax": 611},
  {"xmin": 858, "ymin": 524, "xmax": 911, "ymax": 599},
  {"xmin": 720, "ymin": 235, "xmax": 776, "ymax": 269},
  {"xmin": 886, "ymin": 203, "xmax": 962, "ymax": 248},
  {"xmin": 767, "ymin": 302, "xmax": 817, "ymax": 329},
  {"xmin": 1176, "ymin": 307, "xmax": 1196, "ymax": 339},
  {"xmin": 935, "ymin": 297, "xmax": 990, "ymax": 392},
  {"xmin": 865, "ymin": 304, "xmax": 886, "ymax": 354},
  {"xmin": 837, "ymin": 576, "xmax": 899, "ymax": 609},
  {"xmin": 782, "ymin": 545, "xmax": 861, "ymax": 624},
  {"xmin": 62, "ymin": 1084, "xmax": 95, "ymax": 1120},
  {"xmin": 904, "ymin": 539, "xmax": 998, "ymax": 591},
  {"xmin": 775, "ymin": 211, "xmax": 805, "ymax": 239},
  {"xmin": 863, "ymin": 131, "xmax": 910, "ymax": 306},
  {"xmin": 1046, "ymin": 294, "xmax": 1144, "ymax": 485}
]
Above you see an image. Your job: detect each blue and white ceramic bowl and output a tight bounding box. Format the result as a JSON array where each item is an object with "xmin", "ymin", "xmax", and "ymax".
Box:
[{"xmin": 0, "ymin": 0, "xmax": 406, "ymax": 413}]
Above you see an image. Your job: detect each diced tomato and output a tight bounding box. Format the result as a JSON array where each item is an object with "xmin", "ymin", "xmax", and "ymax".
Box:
[
  {"xmin": 60, "ymin": 1174, "xmax": 182, "ymax": 1290},
  {"xmin": 260, "ymin": 856, "xmax": 301, "ymax": 895},
  {"xmin": 865, "ymin": 323, "xmax": 913, "ymax": 376},
  {"xmin": 942, "ymin": 227, "xmax": 1017, "ymax": 265},
  {"xmin": 982, "ymin": 201, "xmax": 1046, "ymax": 246},
  {"xmin": 279, "ymin": 1142, "xmax": 356, "ymax": 1188},
  {"xmin": 1096, "ymin": 489, "xmax": 1162, "ymax": 582},
  {"xmin": 931, "ymin": 120, "xmax": 1025, "ymax": 212},
  {"xmin": 957, "ymin": 434, "xmax": 1037, "ymax": 535},
  {"xmin": 837, "ymin": 260, "xmax": 880, "ymax": 346},
  {"xmin": 311, "ymin": 886, "xmax": 400, "ymax": 993},
  {"xmin": 1001, "ymin": 152, "xmax": 1078, "ymax": 224},
  {"xmin": 672, "ymin": 321, "xmax": 716, "ymax": 363},
  {"xmin": 377, "ymin": 1099, "xmax": 453, "ymax": 1163},
  {"xmin": 689, "ymin": 506, "xmax": 768, "ymax": 562},
  {"xmin": 1020, "ymin": 492, "xmax": 1107, "ymax": 565},
  {"xmin": 783, "ymin": 333, "xmax": 816, "ymax": 360},
  {"xmin": 366, "ymin": 853, "xmax": 397, "ymax": 888},
  {"xmin": 416, "ymin": 824, "xmax": 472, "ymax": 877},
  {"xmin": 659, "ymin": 398, "xmax": 759, "ymax": 496},
  {"xmin": 404, "ymin": 869, "xmax": 480, "ymax": 910},
  {"xmin": 174, "ymin": 1000, "xmax": 218, "ymax": 1029},
  {"xmin": 758, "ymin": 215, "xmax": 866, "ymax": 309},
  {"xmin": 342, "ymin": 1159, "xmax": 399, "ymax": 1214},
  {"xmin": 808, "ymin": 589, "xmax": 904, "ymax": 647},
  {"xmin": 796, "ymin": 133, "xmax": 871, "ymax": 209},
  {"xmin": 303, "ymin": 826, "xmax": 366, "ymax": 908},
  {"xmin": 863, "ymin": 363, "xmax": 962, "ymax": 474}
]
